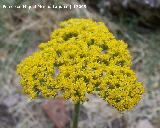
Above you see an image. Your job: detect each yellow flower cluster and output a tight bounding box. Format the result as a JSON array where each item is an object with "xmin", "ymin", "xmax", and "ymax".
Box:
[{"xmin": 17, "ymin": 18, "xmax": 144, "ymax": 111}]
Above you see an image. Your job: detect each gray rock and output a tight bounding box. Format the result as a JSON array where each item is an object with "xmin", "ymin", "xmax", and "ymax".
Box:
[
  {"xmin": 136, "ymin": 119, "xmax": 154, "ymax": 128},
  {"xmin": 88, "ymin": 0, "xmax": 160, "ymax": 27},
  {"xmin": 0, "ymin": 104, "xmax": 17, "ymax": 128},
  {"xmin": 111, "ymin": 117, "xmax": 127, "ymax": 128}
]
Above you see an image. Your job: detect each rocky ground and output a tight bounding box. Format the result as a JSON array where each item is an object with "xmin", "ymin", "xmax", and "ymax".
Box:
[{"xmin": 0, "ymin": 0, "xmax": 160, "ymax": 128}]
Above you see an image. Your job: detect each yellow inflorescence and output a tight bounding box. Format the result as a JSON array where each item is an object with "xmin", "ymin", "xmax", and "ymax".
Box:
[{"xmin": 17, "ymin": 18, "xmax": 144, "ymax": 111}]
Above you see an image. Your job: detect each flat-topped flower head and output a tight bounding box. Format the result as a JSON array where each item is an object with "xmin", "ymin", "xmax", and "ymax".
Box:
[{"xmin": 17, "ymin": 18, "xmax": 144, "ymax": 111}]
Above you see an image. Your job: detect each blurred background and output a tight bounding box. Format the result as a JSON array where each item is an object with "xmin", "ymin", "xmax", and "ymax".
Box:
[{"xmin": 0, "ymin": 0, "xmax": 160, "ymax": 128}]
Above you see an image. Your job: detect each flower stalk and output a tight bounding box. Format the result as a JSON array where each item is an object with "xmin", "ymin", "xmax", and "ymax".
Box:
[{"xmin": 72, "ymin": 102, "xmax": 80, "ymax": 128}]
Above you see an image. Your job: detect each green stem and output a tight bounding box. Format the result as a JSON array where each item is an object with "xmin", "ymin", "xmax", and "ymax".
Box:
[{"xmin": 72, "ymin": 102, "xmax": 80, "ymax": 128}]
